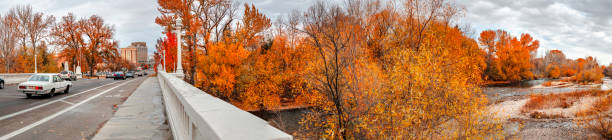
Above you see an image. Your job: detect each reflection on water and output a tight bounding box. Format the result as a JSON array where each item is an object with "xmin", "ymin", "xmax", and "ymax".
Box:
[
  {"xmin": 487, "ymin": 79, "xmax": 548, "ymax": 88},
  {"xmin": 250, "ymin": 108, "xmax": 310, "ymax": 134}
]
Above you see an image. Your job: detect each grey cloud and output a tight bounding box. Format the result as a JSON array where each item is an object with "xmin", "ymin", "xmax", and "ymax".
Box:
[
  {"xmin": 0, "ymin": 0, "xmax": 163, "ymax": 56},
  {"xmin": 456, "ymin": 0, "xmax": 612, "ymax": 64},
  {"xmin": 2, "ymin": 0, "xmax": 609, "ymax": 64}
]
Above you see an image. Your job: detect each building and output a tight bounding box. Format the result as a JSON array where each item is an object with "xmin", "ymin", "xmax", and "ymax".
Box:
[{"xmin": 120, "ymin": 42, "xmax": 148, "ymax": 67}]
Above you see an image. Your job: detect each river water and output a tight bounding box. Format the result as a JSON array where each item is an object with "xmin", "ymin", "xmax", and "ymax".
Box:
[{"xmin": 482, "ymin": 79, "xmax": 602, "ymax": 103}]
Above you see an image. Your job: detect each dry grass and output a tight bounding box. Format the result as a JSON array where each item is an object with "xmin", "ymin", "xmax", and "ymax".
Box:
[
  {"xmin": 576, "ymin": 95, "xmax": 612, "ymax": 117},
  {"xmin": 521, "ymin": 90, "xmax": 609, "ymax": 117},
  {"xmin": 576, "ymin": 113, "xmax": 612, "ymax": 139}
]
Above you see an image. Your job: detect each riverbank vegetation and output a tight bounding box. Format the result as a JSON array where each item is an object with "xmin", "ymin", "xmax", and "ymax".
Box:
[{"xmin": 152, "ymin": 0, "xmax": 612, "ymax": 139}]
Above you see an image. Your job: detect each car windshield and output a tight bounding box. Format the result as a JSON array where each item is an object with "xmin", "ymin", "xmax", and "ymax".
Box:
[
  {"xmin": 28, "ymin": 75, "xmax": 50, "ymax": 82},
  {"xmin": 60, "ymin": 71, "xmax": 68, "ymax": 74}
]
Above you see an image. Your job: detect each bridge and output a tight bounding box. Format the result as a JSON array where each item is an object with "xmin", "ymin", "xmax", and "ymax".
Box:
[{"xmin": 0, "ymin": 72, "xmax": 293, "ymax": 140}]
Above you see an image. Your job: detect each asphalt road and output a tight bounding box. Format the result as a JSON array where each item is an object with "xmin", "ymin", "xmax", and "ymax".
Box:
[{"xmin": 0, "ymin": 76, "xmax": 148, "ymax": 140}]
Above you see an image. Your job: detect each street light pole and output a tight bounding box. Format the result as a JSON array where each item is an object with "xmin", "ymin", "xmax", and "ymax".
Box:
[
  {"xmin": 34, "ymin": 47, "xmax": 37, "ymax": 73},
  {"xmin": 174, "ymin": 17, "xmax": 183, "ymax": 74}
]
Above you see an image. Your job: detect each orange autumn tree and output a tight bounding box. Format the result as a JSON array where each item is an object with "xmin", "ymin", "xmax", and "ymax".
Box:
[
  {"xmin": 573, "ymin": 56, "xmax": 604, "ymax": 83},
  {"xmin": 80, "ymin": 15, "xmax": 117, "ymax": 76},
  {"xmin": 157, "ymin": 0, "xmax": 236, "ymax": 84},
  {"xmin": 478, "ymin": 29, "xmax": 539, "ymax": 81},
  {"xmin": 239, "ymin": 34, "xmax": 314, "ymax": 110},
  {"xmin": 294, "ymin": 0, "xmax": 500, "ymax": 139},
  {"xmin": 197, "ymin": 37, "xmax": 249, "ymax": 99},
  {"xmin": 52, "ymin": 13, "xmax": 84, "ymax": 71},
  {"xmin": 543, "ymin": 50, "xmax": 565, "ymax": 78},
  {"xmin": 155, "ymin": 31, "xmax": 177, "ymax": 72}
]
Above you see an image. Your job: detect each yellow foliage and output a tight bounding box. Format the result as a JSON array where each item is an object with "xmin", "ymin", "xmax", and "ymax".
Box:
[{"xmin": 197, "ymin": 39, "xmax": 249, "ymax": 99}]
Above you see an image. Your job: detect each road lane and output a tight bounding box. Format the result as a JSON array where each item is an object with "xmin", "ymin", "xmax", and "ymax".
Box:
[
  {"xmin": 0, "ymin": 76, "xmax": 148, "ymax": 140},
  {"xmin": 0, "ymin": 78, "xmax": 118, "ymax": 116},
  {"xmin": 0, "ymin": 80, "xmax": 121, "ymax": 121}
]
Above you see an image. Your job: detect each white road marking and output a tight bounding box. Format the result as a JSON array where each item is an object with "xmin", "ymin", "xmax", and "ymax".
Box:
[
  {"xmin": 0, "ymin": 79, "xmax": 135, "ymax": 139},
  {"xmin": 0, "ymin": 80, "xmax": 121, "ymax": 121},
  {"xmin": 59, "ymin": 100, "xmax": 74, "ymax": 105}
]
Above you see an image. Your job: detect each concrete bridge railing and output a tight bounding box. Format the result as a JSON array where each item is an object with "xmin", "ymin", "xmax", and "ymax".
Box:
[
  {"xmin": 0, "ymin": 73, "xmax": 34, "ymax": 85},
  {"xmin": 157, "ymin": 71, "xmax": 293, "ymax": 140}
]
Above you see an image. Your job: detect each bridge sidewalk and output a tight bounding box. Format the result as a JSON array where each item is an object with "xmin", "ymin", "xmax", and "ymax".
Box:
[{"xmin": 93, "ymin": 77, "xmax": 171, "ymax": 140}]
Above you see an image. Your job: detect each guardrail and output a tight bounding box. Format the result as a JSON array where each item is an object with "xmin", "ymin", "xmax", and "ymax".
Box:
[
  {"xmin": 0, "ymin": 73, "xmax": 34, "ymax": 85},
  {"xmin": 157, "ymin": 71, "xmax": 293, "ymax": 140}
]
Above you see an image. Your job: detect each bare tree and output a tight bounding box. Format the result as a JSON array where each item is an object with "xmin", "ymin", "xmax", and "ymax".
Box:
[
  {"xmin": 0, "ymin": 13, "xmax": 19, "ymax": 72},
  {"xmin": 290, "ymin": 1, "xmax": 367, "ymax": 139},
  {"xmin": 11, "ymin": 5, "xmax": 55, "ymax": 73}
]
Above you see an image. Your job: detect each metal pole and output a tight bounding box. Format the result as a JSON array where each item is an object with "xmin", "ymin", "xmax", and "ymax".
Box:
[{"xmin": 34, "ymin": 46, "xmax": 37, "ymax": 73}]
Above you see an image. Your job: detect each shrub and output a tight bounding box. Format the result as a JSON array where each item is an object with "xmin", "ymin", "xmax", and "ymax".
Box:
[
  {"xmin": 562, "ymin": 68, "xmax": 576, "ymax": 77},
  {"xmin": 529, "ymin": 111, "xmax": 564, "ymax": 119},
  {"xmin": 574, "ymin": 69, "xmax": 604, "ymax": 84},
  {"xmin": 546, "ymin": 65, "xmax": 561, "ymax": 79},
  {"xmin": 604, "ymin": 65, "xmax": 612, "ymax": 77},
  {"xmin": 542, "ymin": 81, "xmax": 553, "ymax": 87}
]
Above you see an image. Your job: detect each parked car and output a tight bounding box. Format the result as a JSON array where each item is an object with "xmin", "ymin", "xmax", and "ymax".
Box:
[
  {"xmin": 59, "ymin": 70, "xmax": 77, "ymax": 81},
  {"xmin": 106, "ymin": 72, "xmax": 114, "ymax": 79},
  {"xmin": 17, "ymin": 74, "xmax": 72, "ymax": 98},
  {"xmin": 0, "ymin": 77, "xmax": 4, "ymax": 89},
  {"xmin": 126, "ymin": 71, "xmax": 135, "ymax": 78},
  {"xmin": 113, "ymin": 72, "xmax": 126, "ymax": 80}
]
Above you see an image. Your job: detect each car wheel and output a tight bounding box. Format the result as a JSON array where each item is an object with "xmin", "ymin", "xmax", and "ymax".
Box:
[
  {"xmin": 0, "ymin": 82, "xmax": 4, "ymax": 89},
  {"xmin": 64, "ymin": 86, "xmax": 70, "ymax": 94},
  {"xmin": 26, "ymin": 94, "xmax": 32, "ymax": 98},
  {"xmin": 49, "ymin": 89, "xmax": 55, "ymax": 97}
]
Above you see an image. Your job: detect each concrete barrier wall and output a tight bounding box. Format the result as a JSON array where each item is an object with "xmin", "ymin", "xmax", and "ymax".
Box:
[
  {"xmin": 0, "ymin": 73, "xmax": 34, "ymax": 85},
  {"xmin": 157, "ymin": 71, "xmax": 292, "ymax": 140}
]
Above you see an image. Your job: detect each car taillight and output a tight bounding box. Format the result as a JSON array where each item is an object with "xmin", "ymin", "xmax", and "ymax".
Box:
[
  {"xmin": 19, "ymin": 86, "xmax": 26, "ymax": 89},
  {"xmin": 35, "ymin": 86, "xmax": 43, "ymax": 90}
]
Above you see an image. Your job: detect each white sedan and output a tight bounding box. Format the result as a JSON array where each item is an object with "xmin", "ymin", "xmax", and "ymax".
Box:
[{"xmin": 17, "ymin": 74, "xmax": 72, "ymax": 98}]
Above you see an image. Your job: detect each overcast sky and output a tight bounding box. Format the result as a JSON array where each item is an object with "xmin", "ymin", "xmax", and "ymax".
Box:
[{"xmin": 1, "ymin": 0, "xmax": 610, "ymax": 64}]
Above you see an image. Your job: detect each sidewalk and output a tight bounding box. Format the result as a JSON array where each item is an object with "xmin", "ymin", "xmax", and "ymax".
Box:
[{"xmin": 93, "ymin": 77, "xmax": 171, "ymax": 140}]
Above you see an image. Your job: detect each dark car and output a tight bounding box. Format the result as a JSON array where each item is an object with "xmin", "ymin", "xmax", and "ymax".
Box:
[
  {"xmin": 113, "ymin": 72, "xmax": 126, "ymax": 80},
  {"xmin": 0, "ymin": 77, "xmax": 4, "ymax": 89},
  {"xmin": 126, "ymin": 71, "xmax": 135, "ymax": 78}
]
